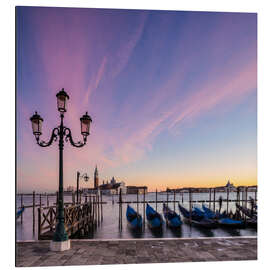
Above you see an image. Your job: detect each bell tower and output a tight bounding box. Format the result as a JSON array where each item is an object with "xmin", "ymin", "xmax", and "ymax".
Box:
[{"xmin": 94, "ymin": 165, "xmax": 99, "ymax": 189}]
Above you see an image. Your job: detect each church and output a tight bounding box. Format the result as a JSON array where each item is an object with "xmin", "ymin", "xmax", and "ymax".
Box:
[{"xmin": 83, "ymin": 166, "xmax": 127, "ymax": 195}]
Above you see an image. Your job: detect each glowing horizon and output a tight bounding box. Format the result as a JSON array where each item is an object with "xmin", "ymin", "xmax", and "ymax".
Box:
[{"xmin": 16, "ymin": 7, "xmax": 257, "ymax": 193}]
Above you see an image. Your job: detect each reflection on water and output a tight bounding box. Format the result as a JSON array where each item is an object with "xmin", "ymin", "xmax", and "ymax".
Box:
[{"xmin": 16, "ymin": 192, "xmax": 257, "ymax": 241}]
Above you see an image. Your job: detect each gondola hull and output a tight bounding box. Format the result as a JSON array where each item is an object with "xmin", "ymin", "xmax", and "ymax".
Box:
[
  {"xmin": 146, "ymin": 204, "xmax": 163, "ymax": 229},
  {"xmin": 126, "ymin": 205, "xmax": 142, "ymax": 230},
  {"xmin": 16, "ymin": 207, "xmax": 25, "ymax": 219},
  {"xmin": 217, "ymin": 218, "xmax": 245, "ymax": 229},
  {"xmin": 178, "ymin": 204, "xmax": 217, "ymax": 229},
  {"xmin": 163, "ymin": 204, "xmax": 182, "ymax": 228}
]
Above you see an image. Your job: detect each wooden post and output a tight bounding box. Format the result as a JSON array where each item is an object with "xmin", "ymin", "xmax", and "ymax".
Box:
[
  {"xmin": 245, "ymin": 187, "xmax": 248, "ymax": 222},
  {"xmin": 39, "ymin": 194, "xmax": 42, "ymax": 208},
  {"xmin": 20, "ymin": 194, "xmax": 23, "ymax": 224},
  {"xmin": 166, "ymin": 190, "xmax": 169, "ymax": 208},
  {"xmin": 155, "ymin": 189, "xmax": 158, "ymax": 211},
  {"xmin": 143, "ymin": 188, "xmax": 146, "ymax": 229},
  {"xmin": 182, "ymin": 192, "xmax": 184, "ymax": 203},
  {"xmin": 92, "ymin": 196, "xmax": 95, "ymax": 227},
  {"xmin": 72, "ymin": 192, "xmax": 75, "ymax": 205},
  {"xmin": 245, "ymin": 187, "xmax": 248, "ymax": 208},
  {"xmin": 241, "ymin": 188, "xmax": 245, "ymax": 206},
  {"xmin": 213, "ymin": 188, "xmax": 216, "ymax": 212},
  {"xmin": 137, "ymin": 189, "xmax": 139, "ymax": 214},
  {"xmin": 173, "ymin": 190, "xmax": 176, "ymax": 211},
  {"xmin": 255, "ymin": 188, "xmax": 257, "ymax": 202},
  {"xmin": 38, "ymin": 207, "xmax": 42, "ymax": 240},
  {"xmin": 118, "ymin": 189, "xmax": 122, "ymax": 230},
  {"xmin": 189, "ymin": 189, "xmax": 192, "ymax": 223},
  {"xmin": 100, "ymin": 192, "xmax": 103, "ymax": 222},
  {"xmin": 226, "ymin": 188, "xmax": 229, "ymax": 214},
  {"xmin": 209, "ymin": 188, "xmax": 211, "ymax": 208},
  {"xmin": 33, "ymin": 191, "xmax": 35, "ymax": 234},
  {"xmin": 97, "ymin": 193, "xmax": 100, "ymax": 225}
]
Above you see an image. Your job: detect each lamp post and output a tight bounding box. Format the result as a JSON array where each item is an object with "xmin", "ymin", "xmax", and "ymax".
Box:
[
  {"xmin": 30, "ymin": 88, "xmax": 92, "ymax": 251},
  {"xmin": 76, "ymin": 171, "xmax": 89, "ymax": 204}
]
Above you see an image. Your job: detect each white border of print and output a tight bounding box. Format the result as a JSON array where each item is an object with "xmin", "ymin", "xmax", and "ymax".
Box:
[{"xmin": 1, "ymin": 1, "xmax": 269, "ymax": 270}]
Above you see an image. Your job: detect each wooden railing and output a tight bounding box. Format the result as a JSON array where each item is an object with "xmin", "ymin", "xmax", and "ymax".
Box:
[{"xmin": 38, "ymin": 201, "xmax": 97, "ymax": 240}]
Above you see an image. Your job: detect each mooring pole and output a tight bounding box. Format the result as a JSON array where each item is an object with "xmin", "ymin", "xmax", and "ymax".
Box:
[
  {"xmin": 209, "ymin": 188, "xmax": 211, "ymax": 208},
  {"xmin": 167, "ymin": 190, "xmax": 169, "ymax": 207},
  {"xmin": 39, "ymin": 194, "xmax": 42, "ymax": 208},
  {"xmin": 20, "ymin": 194, "xmax": 23, "ymax": 224},
  {"xmin": 76, "ymin": 171, "xmax": 80, "ymax": 204},
  {"xmin": 255, "ymin": 187, "xmax": 257, "ymax": 203},
  {"xmin": 143, "ymin": 188, "xmax": 146, "ymax": 229},
  {"xmin": 56, "ymin": 191, "xmax": 59, "ymax": 205},
  {"xmin": 97, "ymin": 192, "xmax": 100, "ymax": 225},
  {"xmin": 173, "ymin": 190, "xmax": 176, "ymax": 211},
  {"xmin": 226, "ymin": 188, "xmax": 229, "ymax": 214},
  {"xmin": 246, "ymin": 187, "xmax": 249, "ymax": 208},
  {"xmin": 137, "ymin": 189, "xmax": 139, "ymax": 214},
  {"xmin": 213, "ymin": 188, "xmax": 216, "ymax": 211},
  {"xmin": 118, "ymin": 189, "xmax": 123, "ymax": 230},
  {"xmin": 189, "ymin": 189, "xmax": 192, "ymax": 224},
  {"xmin": 101, "ymin": 191, "xmax": 103, "ymax": 222},
  {"xmin": 33, "ymin": 191, "xmax": 35, "ymax": 234},
  {"xmin": 155, "ymin": 189, "xmax": 158, "ymax": 211},
  {"xmin": 182, "ymin": 192, "xmax": 184, "ymax": 203}
]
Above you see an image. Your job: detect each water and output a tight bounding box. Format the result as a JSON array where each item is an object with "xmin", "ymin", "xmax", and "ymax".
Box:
[{"xmin": 16, "ymin": 192, "xmax": 257, "ymax": 241}]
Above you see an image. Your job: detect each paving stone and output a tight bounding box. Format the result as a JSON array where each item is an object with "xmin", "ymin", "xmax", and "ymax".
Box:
[{"xmin": 16, "ymin": 237, "xmax": 257, "ymax": 267}]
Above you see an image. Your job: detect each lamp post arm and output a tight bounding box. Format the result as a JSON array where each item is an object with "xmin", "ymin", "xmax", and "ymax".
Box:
[
  {"xmin": 64, "ymin": 127, "xmax": 86, "ymax": 148},
  {"xmin": 36, "ymin": 127, "xmax": 59, "ymax": 147}
]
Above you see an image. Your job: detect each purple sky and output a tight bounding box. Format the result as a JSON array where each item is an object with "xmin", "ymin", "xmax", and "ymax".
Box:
[{"xmin": 16, "ymin": 7, "xmax": 257, "ymax": 192}]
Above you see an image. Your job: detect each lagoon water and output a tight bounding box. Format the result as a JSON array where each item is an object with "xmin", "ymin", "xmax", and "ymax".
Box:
[{"xmin": 16, "ymin": 192, "xmax": 257, "ymax": 241}]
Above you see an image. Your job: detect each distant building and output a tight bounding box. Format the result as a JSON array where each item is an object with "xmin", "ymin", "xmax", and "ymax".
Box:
[
  {"xmin": 126, "ymin": 186, "xmax": 148, "ymax": 194},
  {"xmin": 99, "ymin": 177, "xmax": 127, "ymax": 195},
  {"xmin": 66, "ymin": 186, "xmax": 75, "ymax": 192}
]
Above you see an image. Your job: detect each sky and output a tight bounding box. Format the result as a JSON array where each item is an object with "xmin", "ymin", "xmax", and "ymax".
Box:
[{"xmin": 16, "ymin": 7, "xmax": 257, "ymax": 193}]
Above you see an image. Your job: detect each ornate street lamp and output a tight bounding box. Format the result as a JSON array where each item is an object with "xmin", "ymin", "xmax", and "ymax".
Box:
[
  {"xmin": 76, "ymin": 171, "xmax": 90, "ymax": 204},
  {"xmin": 30, "ymin": 88, "xmax": 92, "ymax": 251}
]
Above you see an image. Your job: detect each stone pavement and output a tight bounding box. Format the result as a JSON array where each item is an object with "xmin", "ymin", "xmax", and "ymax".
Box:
[{"xmin": 16, "ymin": 237, "xmax": 257, "ymax": 267}]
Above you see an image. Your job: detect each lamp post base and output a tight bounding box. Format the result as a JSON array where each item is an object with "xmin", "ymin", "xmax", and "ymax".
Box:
[{"xmin": 50, "ymin": 239, "xmax": 71, "ymax": 251}]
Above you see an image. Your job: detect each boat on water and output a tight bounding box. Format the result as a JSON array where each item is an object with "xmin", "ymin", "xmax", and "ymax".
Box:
[
  {"xmin": 16, "ymin": 206, "xmax": 25, "ymax": 219},
  {"xmin": 235, "ymin": 203, "xmax": 257, "ymax": 228},
  {"xmin": 236, "ymin": 203, "xmax": 257, "ymax": 219},
  {"xmin": 146, "ymin": 203, "xmax": 163, "ymax": 229},
  {"xmin": 217, "ymin": 218, "xmax": 244, "ymax": 228},
  {"xmin": 178, "ymin": 204, "xmax": 217, "ymax": 229},
  {"xmin": 202, "ymin": 204, "xmax": 227, "ymax": 219},
  {"xmin": 126, "ymin": 205, "xmax": 142, "ymax": 230},
  {"xmin": 163, "ymin": 203, "xmax": 182, "ymax": 228},
  {"xmin": 202, "ymin": 204, "xmax": 245, "ymax": 229}
]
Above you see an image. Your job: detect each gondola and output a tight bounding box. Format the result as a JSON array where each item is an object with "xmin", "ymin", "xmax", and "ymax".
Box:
[
  {"xmin": 126, "ymin": 205, "xmax": 142, "ymax": 229},
  {"xmin": 178, "ymin": 204, "xmax": 217, "ymax": 229},
  {"xmin": 217, "ymin": 218, "xmax": 245, "ymax": 228},
  {"xmin": 202, "ymin": 204, "xmax": 245, "ymax": 228},
  {"xmin": 163, "ymin": 203, "xmax": 182, "ymax": 228},
  {"xmin": 146, "ymin": 203, "xmax": 163, "ymax": 229},
  {"xmin": 202, "ymin": 204, "xmax": 227, "ymax": 219},
  {"xmin": 16, "ymin": 206, "xmax": 25, "ymax": 219},
  {"xmin": 236, "ymin": 203, "xmax": 257, "ymax": 219}
]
